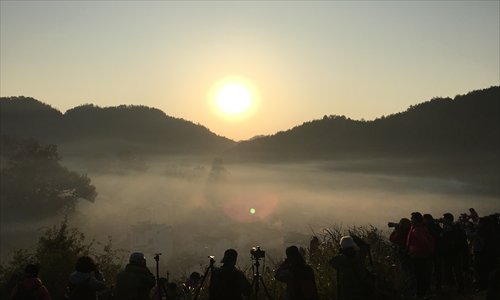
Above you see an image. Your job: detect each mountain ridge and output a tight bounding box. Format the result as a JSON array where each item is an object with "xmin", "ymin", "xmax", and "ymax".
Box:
[{"xmin": 1, "ymin": 86, "xmax": 498, "ymax": 161}]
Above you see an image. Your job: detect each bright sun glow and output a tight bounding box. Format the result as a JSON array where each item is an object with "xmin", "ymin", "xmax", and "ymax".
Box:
[
  {"xmin": 210, "ymin": 76, "xmax": 258, "ymax": 120},
  {"xmin": 216, "ymin": 83, "xmax": 252, "ymax": 114}
]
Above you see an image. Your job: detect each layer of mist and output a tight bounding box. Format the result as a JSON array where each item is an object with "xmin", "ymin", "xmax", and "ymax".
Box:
[{"xmin": 1, "ymin": 156, "xmax": 498, "ymax": 277}]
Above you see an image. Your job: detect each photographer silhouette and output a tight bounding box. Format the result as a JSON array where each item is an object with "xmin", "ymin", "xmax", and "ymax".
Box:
[{"xmin": 209, "ymin": 249, "xmax": 251, "ymax": 300}]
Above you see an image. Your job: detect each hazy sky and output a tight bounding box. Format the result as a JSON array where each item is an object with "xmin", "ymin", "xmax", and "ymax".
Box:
[{"xmin": 1, "ymin": 1, "xmax": 499, "ymax": 140}]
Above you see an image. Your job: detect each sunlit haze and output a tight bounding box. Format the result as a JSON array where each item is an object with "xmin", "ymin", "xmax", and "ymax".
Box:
[{"xmin": 1, "ymin": 1, "xmax": 498, "ymax": 140}]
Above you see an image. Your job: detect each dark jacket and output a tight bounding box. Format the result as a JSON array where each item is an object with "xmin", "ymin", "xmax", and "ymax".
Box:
[
  {"xmin": 209, "ymin": 264, "xmax": 251, "ymax": 300},
  {"xmin": 68, "ymin": 271, "xmax": 106, "ymax": 300},
  {"xmin": 275, "ymin": 260, "xmax": 319, "ymax": 300},
  {"xmin": 10, "ymin": 277, "xmax": 51, "ymax": 300},
  {"xmin": 114, "ymin": 264, "xmax": 156, "ymax": 300},
  {"xmin": 330, "ymin": 250, "xmax": 369, "ymax": 300}
]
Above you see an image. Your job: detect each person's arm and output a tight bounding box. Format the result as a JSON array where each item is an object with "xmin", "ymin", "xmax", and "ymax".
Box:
[
  {"xmin": 238, "ymin": 271, "xmax": 252, "ymax": 297},
  {"xmin": 37, "ymin": 285, "xmax": 52, "ymax": 300},
  {"xmin": 89, "ymin": 270, "xmax": 106, "ymax": 291}
]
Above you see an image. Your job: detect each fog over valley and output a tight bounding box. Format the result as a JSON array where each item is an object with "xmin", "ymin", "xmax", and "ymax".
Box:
[
  {"xmin": 0, "ymin": 87, "xmax": 498, "ymax": 278},
  {"xmin": 2, "ymin": 156, "xmax": 497, "ymax": 277}
]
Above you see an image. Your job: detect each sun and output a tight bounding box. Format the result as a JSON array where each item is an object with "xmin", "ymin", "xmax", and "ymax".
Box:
[
  {"xmin": 209, "ymin": 76, "xmax": 258, "ymax": 120},
  {"xmin": 216, "ymin": 82, "xmax": 252, "ymax": 115}
]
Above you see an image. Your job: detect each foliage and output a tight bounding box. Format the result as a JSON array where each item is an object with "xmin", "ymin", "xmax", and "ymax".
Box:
[
  {"xmin": 0, "ymin": 137, "xmax": 97, "ymax": 220},
  {"xmin": 0, "ymin": 219, "xmax": 124, "ymax": 300},
  {"xmin": 1, "ymin": 221, "xmax": 478, "ymax": 300}
]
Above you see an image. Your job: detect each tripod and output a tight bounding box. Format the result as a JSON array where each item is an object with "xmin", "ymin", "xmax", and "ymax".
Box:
[
  {"xmin": 193, "ymin": 256, "xmax": 215, "ymax": 300},
  {"xmin": 250, "ymin": 257, "xmax": 272, "ymax": 300},
  {"xmin": 154, "ymin": 253, "xmax": 171, "ymax": 300}
]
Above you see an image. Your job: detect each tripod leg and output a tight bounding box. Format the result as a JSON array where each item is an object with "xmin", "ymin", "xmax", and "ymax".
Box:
[
  {"xmin": 251, "ymin": 275, "xmax": 259, "ymax": 300},
  {"xmin": 258, "ymin": 276, "xmax": 273, "ymax": 300},
  {"xmin": 193, "ymin": 266, "xmax": 211, "ymax": 300}
]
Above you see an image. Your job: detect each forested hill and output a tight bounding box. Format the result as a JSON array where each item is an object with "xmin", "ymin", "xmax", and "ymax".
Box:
[
  {"xmin": 1, "ymin": 86, "xmax": 498, "ymax": 161},
  {"xmin": 0, "ymin": 97, "xmax": 235, "ymax": 156},
  {"xmin": 230, "ymin": 86, "xmax": 499, "ymax": 161}
]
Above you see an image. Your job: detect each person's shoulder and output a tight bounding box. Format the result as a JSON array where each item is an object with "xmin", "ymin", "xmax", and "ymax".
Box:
[{"xmin": 69, "ymin": 271, "xmax": 90, "ymax": 283}]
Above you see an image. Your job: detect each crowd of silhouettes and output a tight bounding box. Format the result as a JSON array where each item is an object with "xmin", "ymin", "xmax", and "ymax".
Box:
[
  {"xmin": 8, "ymin": 208, "xmax": 499, "ymax": 300},
  {"xmin": 389, "ymin": 209, "xmax": 500, "ymax": 300}
]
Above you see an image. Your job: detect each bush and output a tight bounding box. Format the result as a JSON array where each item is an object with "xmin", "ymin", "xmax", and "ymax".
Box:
[{"xmin": 0, "ymin": 218, "xmax": 124, "ymax": 300}]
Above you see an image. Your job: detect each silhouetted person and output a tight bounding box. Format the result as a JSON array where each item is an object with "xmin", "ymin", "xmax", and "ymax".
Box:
[
  {"xmin": 115, "ymin": 252, "xmax": 156, "ymax": 300},
  {"xmin": 183, "ymin": 271, "xmax": 201, "ymax": 296},
  {"xmin": 309, "ymin": 236, "xmax": 320, "ymax": 263},
  {"xmin": 329, "ymin": 236, "xmax": 369, "ymax": 300},
  {"xmin": 275, "ymin": 245, "xmax": 319, "ymax": 300},
  {"xmin": 423, "ymin": 213, "xmax": 443, "ymax": 291},
  {"xmin": 407, "ymin": 212, "xmax": 434, "ymax": 299},
  {"xmin": 209, "ymin": 249, "xmax": 251, "ymax": 300},
  {"xmin": 10, "ymin": 264, "xmax": 51, "ymax": 300},
  {"xmin": 486, "ymin": 267, "xmax": 500, "ymax": 300},
  {"xmin": 471, "ymin": 216, "xmax": 498, "ymax": 291},
  {"xmin": 67, "ymin": 256, "xmax": 106, "ymax": 300},
  {"xmin": 389, "ymin": 218, "xmax": 412, "ymax": 299},
  {"xmin": 469, "ymin": 208, "xmax": 479, "ymax": 224},
  {"xmin": 439, "ymin": 213, "xmax": 468, "ymax": 292}
]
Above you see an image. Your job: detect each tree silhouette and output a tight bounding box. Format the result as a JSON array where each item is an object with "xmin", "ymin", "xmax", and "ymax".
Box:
[{"xmin": 0, "ymin": 137, "xmax": 97, "ymax": 220}]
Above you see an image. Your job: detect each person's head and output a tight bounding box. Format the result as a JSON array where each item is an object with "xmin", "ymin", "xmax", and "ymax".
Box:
[
  {"xmin": 159, "ymin": 277, "xmax": 168, "ymax": 286},
  {"xmin": 411, "ymin": 212, "xmax": 423, "ymax": 225},
  {"xmin": 221, "ymin": 249, "xmax": 238, "ymax": 266},
  {"xmin": 423, "ymin": 214, "xmax": 434, "ymax": 222},
  {"xmin": 24, "ymin": 264, "xmax": 40, "ymax": 278},
  {"xmin": 75, "ymin": 256, "xmax": 97, "ymax": 273},
  {"xmin": 443, "ymin": 213, "xmax": 454, "ymax": 224},
  {"xmin": 129, "ymin": 252, "xmax": 146, "ymax": 266},
  {"xmin": 399, "ymin": 218, "xmax": 411, "ymax": 232},
  {"xmin": 340, "ymin": 236, "xmax": 359, "ymax": 251},
  {"xmin": 285, "ymin": 245, "xmax": 306, "ymax": 265},
  {"xmin": 189, "ymin": 272, "xmax": 201, "ymax": 282}
]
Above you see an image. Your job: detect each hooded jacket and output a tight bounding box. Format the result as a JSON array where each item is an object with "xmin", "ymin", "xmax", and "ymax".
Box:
[{"xmin": 68, "ymin": 271, "xmax": 106, "ymax": 300}]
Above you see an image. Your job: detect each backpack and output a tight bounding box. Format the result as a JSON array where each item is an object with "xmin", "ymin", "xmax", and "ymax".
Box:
[{"xmin": 11, "ymin": 283, "xmax": 41, "ymax": 300}]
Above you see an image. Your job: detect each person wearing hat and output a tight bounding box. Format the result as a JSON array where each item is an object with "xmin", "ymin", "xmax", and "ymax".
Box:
[
  {"xmin": 329, "ymin": 236, "xmax": 369, "ymax": 300},
  {"xmin": 10, "ymin": 264, "xmax": 51, "ymax": 300},
  {"xmin": 209, "ymin": 249, "xmax": 251, "ymax": 300},
  {"xmin": 114, "ymin": 252, "xmax": 156, "ymax": 300},
  {"xmin": 275, "ymin": 245, "xmax": 319, "ymax": 300},
  {"xmin": 67, "ymin": 256, "xmax": 106, "ymax": 300}
]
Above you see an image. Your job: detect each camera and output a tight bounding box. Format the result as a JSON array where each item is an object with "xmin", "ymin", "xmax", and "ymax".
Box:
[
  {"xmin": 250, "ymin": 246, "xmax": 266, "ymax": 259},
  {"xmin": 387, "ymin": 222, "xmax": 398, "ymax": 228}
]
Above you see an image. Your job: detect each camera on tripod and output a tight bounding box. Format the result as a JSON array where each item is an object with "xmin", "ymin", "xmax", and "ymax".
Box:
[
  {"xmin": 250, "ymin": 246, "xmax": 266, "ymax": 259},
  {"xmin": 387, "ymin": 222, "xmax": 399, "ymax": 228}
]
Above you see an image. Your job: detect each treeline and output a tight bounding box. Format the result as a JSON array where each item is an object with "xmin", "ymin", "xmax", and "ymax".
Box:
[
  {"xmin": 231, "ymin": 86, "xmax": 499, "ymax": 161},
  {"xmin": 1, "ymin": 87, "xmax": 498, "ymax": 161},
  {"xmin": 0, "ymin": 98, "xmax": 234, "ymax": 157}
]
